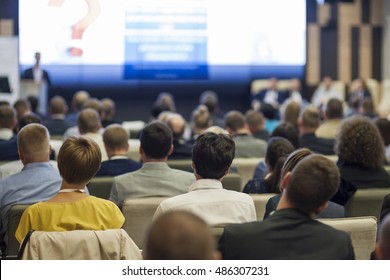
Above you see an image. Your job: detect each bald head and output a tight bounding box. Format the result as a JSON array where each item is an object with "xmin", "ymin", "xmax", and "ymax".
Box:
[
  {"xmin": 78, "ymin": 108, "xmax": 101, "ymax": 134},
  {"xmin": 145, "ymin": 211, "xmax": 218, "ymax": 260},
  {"xmin": 49, "ymin": 95, "xmax": 68, "ymax": 115},
  {"xmin": 0, "ymin": 105, "xmax": 16, "ymax": 129},
  {"xmin": 17, "ymin": 123, "xmax": 50, "ymax": 163},
  {"xmin": 166, "ymin": 113, "xmax": 186, "ymax": 140},
  {"xmin": 376, "ymin": 215, "xmax": 390, "ymax": 260},
  {"xmin": 72, "ymin": 90, "xmax": 90, "ymax": 111}
]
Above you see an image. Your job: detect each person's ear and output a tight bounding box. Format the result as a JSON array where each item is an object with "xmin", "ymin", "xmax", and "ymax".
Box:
[
  {"xmin": 280, "ymin": 172, "xmax": 291, "ymax": 191},
  {"xmin": 314, "ymin": 201, "xmax": 328, "ymax": 216},
  {"xmin": 167, "ymin": 144, "xmax": 174, "ymax": 156}
]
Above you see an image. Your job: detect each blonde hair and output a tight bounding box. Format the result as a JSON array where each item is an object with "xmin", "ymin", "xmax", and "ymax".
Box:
[
  {"xmin": 17, "ymin": 123, "xmax": 50, "ymax": 161},
  {"xmin": 103, "ymin": 124, "xmax": 129, "ymax": 150},
  {"xmin": 78, "ymin": 108, "xmax": 101, "ymax": 134},
  {"xmin": 58, "ymin": 136, "xmax": 102, "ymax": 184}
]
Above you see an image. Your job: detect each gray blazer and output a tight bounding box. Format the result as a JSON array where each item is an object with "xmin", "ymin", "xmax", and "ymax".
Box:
[
  {"xmin": 233, "ymin": 134, "xmax": 267, "ymax": 158},
  {"xmin": 110, "ymin": 162, "xmax": 195, "ymax": 208}
]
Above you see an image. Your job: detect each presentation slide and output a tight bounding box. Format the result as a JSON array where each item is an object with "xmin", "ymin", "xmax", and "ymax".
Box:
[{"xmin": 19, "ymin": 0, "xmax": 306, "ymax": 81}]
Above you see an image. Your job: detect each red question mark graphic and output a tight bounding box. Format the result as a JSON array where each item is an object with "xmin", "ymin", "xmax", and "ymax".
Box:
[{"xmin": 48, "ymin": 0, "xmax": 101, "ymax": 56}]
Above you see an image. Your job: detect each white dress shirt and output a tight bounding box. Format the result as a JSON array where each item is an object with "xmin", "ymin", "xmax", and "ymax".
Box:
[{"xmin": 153, "ymin": 179, "xmax": 257, "ymax": 226}]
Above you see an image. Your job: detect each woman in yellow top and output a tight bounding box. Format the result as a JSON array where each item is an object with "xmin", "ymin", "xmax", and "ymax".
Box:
[{"xmin": 16, "ymin": 136, "xmax": 125, "ymax": 243}]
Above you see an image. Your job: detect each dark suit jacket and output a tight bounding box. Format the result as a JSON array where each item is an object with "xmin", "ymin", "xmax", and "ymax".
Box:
[
  {"xmin": 218, "ymin": 208, "xmax": 355, "ymax": 260},
  {"xmin": 95, "ymin": 158, "xmax": 142, "ymax": 177},
  {"xmin": 43, "ymin": 118, "xmax": 72, "ymax": 136},
  {"xmin": 380, "ymin": 194, "xmax": 390, "ymax": 222},
  {"xmin": 0, "ymin": 136, "xmax": 19, "ymax": 161},
  {"xmin": 299, "ymin": 133, "xmax": 335, "ymax": 155},
  {"xmin": 252, "ymin": 89, "xmax": 289, "ymax": 105},
  {"xmin": 169, "ymin": 139, "xmax": 193, "ymax": 160},
  {"xmin": 22, "ymin": 68, "xmax": 51, "ymax": 88},
  {"xmin": 264, "ymin": 194, "xmax": 345, "ymax": 220}
]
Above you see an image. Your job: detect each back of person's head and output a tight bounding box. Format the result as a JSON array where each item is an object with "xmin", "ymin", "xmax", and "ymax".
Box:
[
  {"xmin": 72, "ymin": 90, "xmax": 90, "ymax": 111},
  {"xmin": 199, "ymin": 90, "xmax": 219, "ymax": 114},
  {"xmin": 325, "ymin": 98, "xmax": 343, "ymax": 119},
  {"xmin": 375, "ymin": 118, "xmax": 390, "ymax": 146},
  {"xmin": 361, "ymin": 98, "xmax": 375, "ymax": 115},
  {"xmin": 18, "ymin": 114, "xmax": 41, "ymax": 131},
  {"xmin": 140, "ymin": 121, "xmax": 173, "ymax": 159},
  {"xmin": 283, "ymin": 101, "xmax": 301, "ymax": 127},
  {"xmin": 103, "ymin": 124, "xmax": 129, "ymax": 151},
  {"xmin": 58, "ymin": 136, "xmax": 101, "ymax": 184},
  {"xmin": 280, "ymin": 148, "xmax": 313, "ymax": 179},
  {"xmin": 266, "ymin": 137, "xmax": 295, "ymax": 172},
  {"xmin": 335, "ymin": 116, "xmax": 384, "ymax": 169},
  {"xmin": 376, "ymin": 214, "xmax": 390, "ymax": 260},
  {"xmin": 17, "ymin": 123, "xmax": 50, "ymax": 162},
  {"xmin": 245, "ymin": 110, "xmax": 265, "ymax": 133},
  {"xmin": 271, "ymin": 122, "xmax": 299, "ymax": 149},
  {"xmin": 192, "ymin": 132, "xmax": 235, "ymax": 180},
  {"xmin": 13, "ymin": 99, "xmax": 31, "ymax": 119},
  {"xmin": 49, "ymin": 95, "xmax": 68, "ymax": 115},
  {"xmin": 260, "ymin": 103, "xmax": 278, "ymax": 120},
  {"xmin": 204, "ymin": 126, "xmax": 229, "ymax": 135},
  {"xmin": 101, "ymin": 98, "xmax": 116, "ymax": 120},
  {"xmin": 224, "ymin": 110, "xmax": 246, "ymax": 132},
  {"xmin": 150, "ymin": 102, "xmax": 171, "ymax": 120},
  {"xmin": 166, "ymin": 113, "xmax": 186, "ymax": 140},
  {"xmin": 77, "ymin": 108, "xmax": 101, "ymax": 134},
  {"xmin": 301, "ymin": 106, "xmax": 321, "ymax": 129},
  {"xmin": 82, "ymin": 98, "xmax": 104, "ymax": 117},
  {"xmin": 27, "ymin": 96, "xmax": 39, "ymax": 113},
  {"xmin": 192, "ymin": 105, "xmax": 211, "ymax": 132},
  {"xmin": 285, "ymin": 154, "xmax": 340, "ymax": 214},
  {"xmin": 0, "ymin": 105, "xmax": 16, "ymax": 129},
  {"xmin": 144, "ymin": 211, "xmax": 218, "ymax": 260},
  {"xmin": 156, "ymin": 92, "xmax": 176, "ymax": 112}
]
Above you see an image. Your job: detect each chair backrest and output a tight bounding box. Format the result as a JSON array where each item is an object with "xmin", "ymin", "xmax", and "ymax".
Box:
[
  {"xmin": 384, "ymin": 165, "xmax": 390, "ymax": 176},
  {"xmin": 379, "ymin": 79, "xmax": 390, "ymax": 115},
  {"xmin": 319, "ymin": 216, "xmax": 377, "ymax": 260},
  {"xmin": 250, "ymin": 79, "xmax": 291, "ymax": 95},
  {"xmin": 365, "ymin": 78, "xmax": 380, "ymax": 109},
  {"xmin": 250, "ymin": 194, "xmax": 276, "ymax": 221},
  {"xmin": 127, "ymin": 139, "xmax": 141, "ymax": 161},
  {"xmin": 7, "ymin": 204, "xmax": 31, "ymax": 257},
  {"xmin": 167, "ymin": 159, "xmax": 193, "ymax": 172},
  {"xmin": 122, "ymin": 197, "xmax": 168, "ymax": 249},
  {"xmin": 345, "ymin": 188, "xmax": 390, "ymax": 220},
  {"xmin": 221, "ymin": 173, "xmax": 242, "ymax": 192},
  {"xmin": 87, "ymin": 177, "xmax": 113, "ymax": 199},
  {"xmin": 232, "ymin": 158, "xmax": 263, "ymax": 190},
  {"xmin": 19, "ymin": 229, "xmax": 142, "ymax": 260}
]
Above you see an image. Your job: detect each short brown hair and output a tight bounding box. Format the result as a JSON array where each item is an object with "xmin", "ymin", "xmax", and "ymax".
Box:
[
  {"xmin": 325, "ymin": 98, "xmax": 343, "ymax": 119},
  {"xmin": 58, "ymin": 136, "xmax": 101, "ymax": 184},
  {"xmin": 17, "ymin": 123, "xmax": 50, "ymax": 161},
  {"xmin": 283, "ymin": 101, "xmax": 301, "ymax": 126},
  {"xmin": 302, "ymin": 106, "xmax": 321, "ymax": 129},
  {"xmin": 49, "ymin": 95, "xmax": 68, "ymax": 115},
  {"xmin": 335, "ymin": 116, "xmax": 385, "ymax": 169},
  {"xmin": 78, "ymin": 108, "xmax": 101, "ymax": 134},
  {"xmin": 0, "ymin": 105, "xmax": 15, "ymax": 129},
  {"xmin": 225, "ymin": 110, "xmax": 246, "ymax": 131},
  {"xmin": 144, "ymin": 211, "xmax": 216, "ymax": 260},
  {"xmin": 245, "ymin": 110, "xmax": 264, "ymax": 131},
  {"xmin": 103, "ymin": 124, "xmax": 129, "ymax": 150},
  {"xmin": 287, "ymin": 154, "xmax": 340, "ymax": 213}
]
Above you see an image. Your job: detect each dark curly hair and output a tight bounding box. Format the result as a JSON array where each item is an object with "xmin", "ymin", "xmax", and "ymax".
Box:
[{"xmin": 335, "ymin": 116, "xmax": 385, "ymax": 169}]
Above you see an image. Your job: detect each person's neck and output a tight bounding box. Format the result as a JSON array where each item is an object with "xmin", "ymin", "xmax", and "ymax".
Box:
[
  {"xmin": 142, "ymin": 156, "xmax": 167, "ymax": 163},
  {"xmin": 60, "ymin": 180, "xmax": 86, "ymax": 191},
  {"xmin": 108, "ymin": 150, "xmax": 128, "ymax": 159},
  {"xmin": 300, "ymin": 127, "xmax": 316, "ymax": 134},
  {"xmin": 277, "ymin": 193, "xmax": 314, "ymax": 218},
  {"xmin": 233, "ymin": 128, "xmax": 249, "ymax": 136}
]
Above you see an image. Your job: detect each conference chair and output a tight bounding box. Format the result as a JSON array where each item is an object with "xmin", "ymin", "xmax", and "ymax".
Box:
[
  {"xmin": 319, "ymin": 216, "xmax": 377, "ymax": 260},
  {"xmin": 378, "ymin": 79, "xmax": 390, "ymax": 115},
  {"xmin": 87, "ymin": 177, "xmax": 113, "ymax": 199},
  {"xmin": 127, "ymin": 139, "xmax": 141, "ymax": 161},
  {"xmin": 122, "ymin": 121, "xmax": 145, "ymax": 140},
  {"xmin": 384, "ymin": 165, "xmax": 390, "ymax": 176},
  {"xmin": 250, "ymin": 79, "xmax": 291, "ymax": 96},
  {"xmin": 122, "ymin": 197, "xmax": 168, "ymax": 249},
  {"xmin": 6, "ymin": 204, "xmax": 31, "ymax": 257},
  {"xmin": 345, "ymin": 188, "xmax": 390, "ymax": 220},
  {"xmin": 231, "ymin": 158, "xmax": 263, "ymax": 190},
  {"xmin": 18, "ymin": 229, "xmax": 142, "ymax": 260},
  {"xmin": 221, "ymin": 173, "xmax": 242, "ymax": 192},
  {"xmin": 167, "ymin": 159, "xmax": 192, "ymax": 172},
  {"xmin": 250, "ymin": 194, "xmax": 277, "ymax": 221}
]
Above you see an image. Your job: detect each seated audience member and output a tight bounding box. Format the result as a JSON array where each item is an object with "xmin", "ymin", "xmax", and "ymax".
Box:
[
  {"xmin": 218, "ymin": 154, "xmax": 354, "ymax": 260},
  {"xmin": 191, "ymin": 105, "xmax": 211, "ymax": 141},
  {"xmin": 95, "ymin": 124, "xmax": 141, "ymax": 177},
  {"xmin": 225, "ymin": 110, "xmax": 267, "ymax": 158},
  {"xmin": 361, "ymin": 98, "xmax": 378, "ymax": 119},
  {"xmin": 245, "ymin": 110, "xmax": 269, "ymax": 141},
  {"xmin": 154, "ymin": 132, "xmax": 256, "ymax": 224},
  {"xmin": 375, "ymin": 214, "xmax": 390, "ymax": 260},
  {"xmin": 43, "ymin": 95, "xmax": 72, "ymax": 135},
  {"xmin": 271, "ymin": 122, "xmax": 300, "ymax": 149},
  {"xmin": 316, "ymin": 98, "xmax": 344, "ymax": 139},
  {"xmin": 18, "ymin": 114, "xmax": 41, "ymax": 131},
  {"xmin": 251, "ymin": 78, "xmax": 287, "ymax": 110},
  {"xmin": 0, "ymin": 105, "xmax": 18, "ymax": 161},
  {"xmin": 101, "ymin": 98, "xmax": 120, "ymax": 127},
  {"xmin": 77, "ymin": 108, "xmax": 108, "ymax": 161},
  {"xmin": 65, "ymin": 90, "xmax": 90, "ymax": 126},
  {"xmin": 282, "ymin": 101, "xmax": 301, "ymax": 129},
  {"xmin": 298, "ymin": 106, "xmax": 335, "ymax": 155},
  {"xmin": 150, "ymin": 102, "xmax": 171, "ymax": 121},
  {"xmin": 380, "ymin": 194, "xmax": 390, "ymax": 222},
  {"xmin": 15, "ymin": 136, "xmax": 124, "ymax": 244},
  {"xmin": 375, "ymin": 118, "xmax": 390, "ymax": 159},
  {"xmin": 166, "ymin": 113, "xmax": 193, "ymax": 159},
  {"xmin": 110, "ymin": 122, "xmax": 195, "ymax": 208},
  {"xmin": 199, "ymin": 90, "xmax": 224, "ymax": 128},
  {"xmin": 27, "ymin": 96, "xmax": 46, "ymax": 120},
  {"xmin": 144, "ymin": 211, "xmax": 220, "ymax": 260},
  {"xmin": 0, "ymin": 124, "xmax": 62, "ymax": 246},
  {"xmin": 13, "ymin": 99, "xmax": 35, "ymax": 121},
  {"xmin": 260, "ymin": 103, "xmax": 279, "ymax": 133},
  {"xmin": 335, "ymin": 116, "xmax": 390, "ymax": 188},
  {"xmin": 282, "ymin": 78, "xmax": 304, "ymax": 106},
  {"xmin": 311, "ymin": 76, "xmax": 343, "ymax": 109},
  {"xmin": 155, "ymin": 92, "xmax": 176, "ymax": 112},
  {"xmin": 263, "ymin": 149, "xmax": 345, "ymax": 220},
  {"xmin": 244, "ymin": 137, "xmax": 294, "ymax": 194},
  {"xmin": 348, "ymin": 78, "xmax": 372, "ymax": 106}
]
